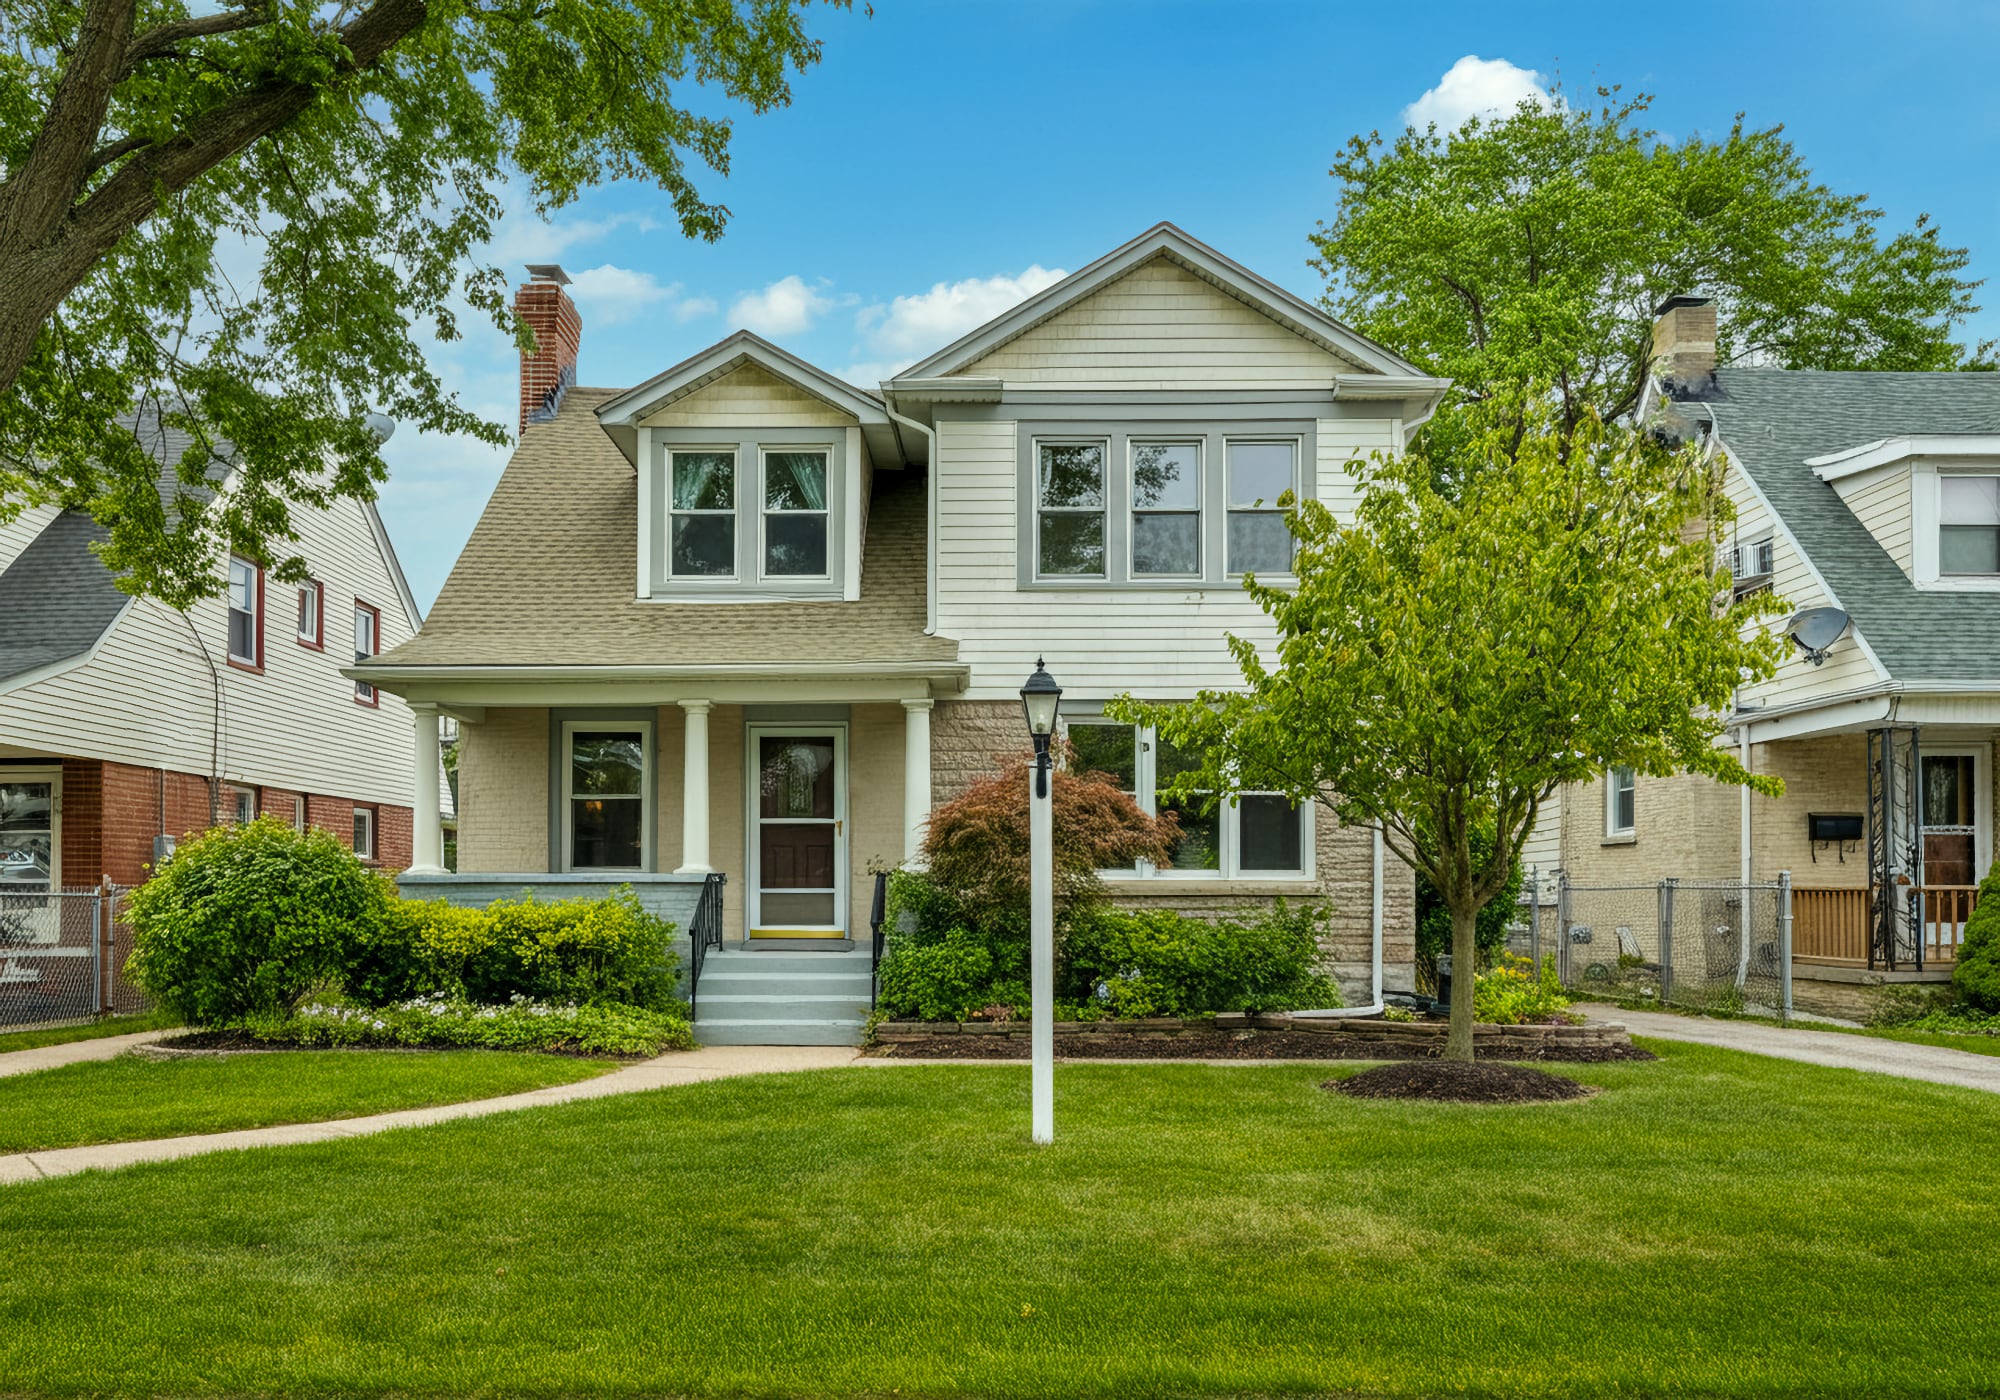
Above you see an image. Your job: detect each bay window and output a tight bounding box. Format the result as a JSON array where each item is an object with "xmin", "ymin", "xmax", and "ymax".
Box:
[
  {"xmin": 763, "ymin": 449, "xmax": 830, "ymax": 577},
  {"xmin": 1036, "ymin": 441, "xmax": 1107, "ymax": 577},
  {"xmin": 1940, "ymin": 476, "xmax": 2000, "ymax": 576},
  {"xmin": 671, "ymin": 450, "xmax": 737, "ymax": 577},
  {"xmin": 1065, "ymin": 716, "xmax": 1309, "ymax": 879}
]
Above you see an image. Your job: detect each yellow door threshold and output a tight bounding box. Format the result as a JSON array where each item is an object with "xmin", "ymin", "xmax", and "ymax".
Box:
[{"xmin": 749, "ymin": 928, "xmax": 848, "ymax": 940}]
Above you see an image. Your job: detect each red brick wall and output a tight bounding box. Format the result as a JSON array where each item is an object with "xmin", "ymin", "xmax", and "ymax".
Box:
[
  {"xmin": 47, "ymin": 759, "xmax": 413, "ymax": 887},
  {"xmin": 515, "ymin": 277, "xmax": 581, "ymax": 432}
]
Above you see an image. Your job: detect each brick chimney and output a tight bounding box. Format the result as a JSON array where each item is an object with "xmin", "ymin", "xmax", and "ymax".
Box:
[
  {"xmin": 516, "ymin": 264, "xmax": 580, "ymax": 432},
  {"xmin": 1650, "ymin": 293, "xmax": 1716, "ymax": 385}
]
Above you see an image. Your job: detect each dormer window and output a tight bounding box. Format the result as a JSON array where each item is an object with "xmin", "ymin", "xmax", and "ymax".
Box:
[
  {"xmin": 762, "ymin": 450, "xmax": 830, "ymax": 577},
  {"xmin": 1940, "ymin": 476, "xmax": 2000, "ymax": 576},
  {"xmin": 671, "ymin": 450, "xmax": 737, "ymax": 578}
]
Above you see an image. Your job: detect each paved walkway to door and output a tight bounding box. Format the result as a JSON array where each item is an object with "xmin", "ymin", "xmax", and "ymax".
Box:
[
  {"xmin": 0, "ymin": 1029, "xmax": 174, "ymax": 1080},
  {"xmin": 1576, "ymin": 1003, "xmax": 2000, "ymax": 1094}
]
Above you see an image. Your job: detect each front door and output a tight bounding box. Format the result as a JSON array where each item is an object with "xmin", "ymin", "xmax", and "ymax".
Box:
[
  {"xmin": 0, "ymin": 769, "xmax": 60, "ymax": 950},
  {"xmin": 748, "ymin": 728, "xmax": 846, "ymax": 939},
  {"xmin": 1920, "ymin": 750, "xmax": 1988, "ymax": 957}
]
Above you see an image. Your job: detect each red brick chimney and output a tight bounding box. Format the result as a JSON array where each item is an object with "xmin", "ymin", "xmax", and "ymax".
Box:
[{"xmin": 516, "ymin": 264, "xmax": 581, "ymax": 432}]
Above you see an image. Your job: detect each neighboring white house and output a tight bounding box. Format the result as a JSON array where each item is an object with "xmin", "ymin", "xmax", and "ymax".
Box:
[{"xmin": 356, "ymin": 223, "xmax": 1451, "ymax": 1044}]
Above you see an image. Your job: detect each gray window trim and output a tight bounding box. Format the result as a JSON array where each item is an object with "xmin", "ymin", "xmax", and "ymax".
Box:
[
  {"xmin": 649, "ymin": 427, "xmax": 845, "ymax": 600},
  {"xmin": 1014, "ymin": 418, "xmax": 1317, "ymax": 589}
]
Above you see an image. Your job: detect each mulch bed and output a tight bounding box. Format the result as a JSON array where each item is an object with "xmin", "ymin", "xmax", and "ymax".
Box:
[
  {"xmin": 866, "ymin": 1027, "xmax": 1655, "ymax": 1063},
  {"xmin": 1329, "ymin": 1060, "xmax": 1595, "ymax": 1104},
  {"xmin": 144, "ymin": 1032, "xmax": 630, "ymax": 1060}
]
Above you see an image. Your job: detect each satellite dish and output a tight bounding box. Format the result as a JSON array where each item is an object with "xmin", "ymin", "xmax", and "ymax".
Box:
[
  {"xmin": 1787, "ymin": 607, "xmax": 1850, "ymax": 666},
  {"xmin": 363, "ymin": 411, "xmax": 397, "ymax": 444}
]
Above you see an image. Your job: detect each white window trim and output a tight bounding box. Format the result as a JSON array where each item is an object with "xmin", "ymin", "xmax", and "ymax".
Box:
[
  {"xmin": 352, "ymin": 807, "xmax": 376, "ymax": 860},
  {"xmin": 1920, "ymin": 743, "xmax": 1993, "ymax": 887},
  {"xmin": 1033, "ymin": 437, "xmax": 1112, "ymax": 581},
  {"xmin": 1128, "ymin": 438, "xmax": 1204, "ymax": 580},
  {"xmin": 353, "ymin": 602, "xmax": 379, "ymax": 704},
  {"xmin": 559, "ymin": 719, "xmax": 656, "ymax": 874},
  {"xmin": 1223, "ymin": 435, "xmax": 1303, "ymax": 580},
  {"xmin": 226, "ymin": 557, "xmax": 260, "ymax": 666},
  {"xmin": 667, "ymin": 446, "xmax": 741, "ymax": 583},
  {"xmin": 225, "ymin": 784, "xmax": 257, "ymax": 826},
  {"xmin": 292, "ymin": 794, "xmax": 308, "ymax": 832},
  {"xmin": 757, "ymin": 445, "xmax": 834, "ymax": 584},
  {"xmin": 742, "ymin": 723, "xmax": 849, "ymax": 934},
  {"xmin": 1911, "ymin": 461, "xmax": 2000, "ymax": 591},
  {"xmin": 0, "ymin": 765, "xmax": 62, "ymax": 891},
  {"xmin": 1061, "ymin": 713, "xmax": 1314, "ymax": 881},
  {"xmin": 297, "ymin": 579, "xmax": 322, "ymax": 644},
  {"xmin": 1605, "ymin": 767, "xmax": 1637, "ymax": 840}
]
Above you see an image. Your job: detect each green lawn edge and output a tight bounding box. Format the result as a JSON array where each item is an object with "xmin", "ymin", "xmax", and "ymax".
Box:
[{"xmin": 0, "ymin": 1009, "xmax": 180, "ymax": 1055}]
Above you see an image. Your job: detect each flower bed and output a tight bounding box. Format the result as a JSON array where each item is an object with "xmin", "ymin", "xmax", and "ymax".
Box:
[
  {"xmin": 161, "ymin": 995, "xmax": 694, "ymax": 1058},
  {"xmin": 866, "ymin": 1012, "xmax": 1646, "ymax": 1062}
]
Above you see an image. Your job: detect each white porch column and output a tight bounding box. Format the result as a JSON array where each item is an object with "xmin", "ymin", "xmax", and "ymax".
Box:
[
  {"xmin": 901, "ymin": 698, "xmax": 933, "ymax": 865},
  {"xmin": 408, "ymin": 703, "xmax": 445, "ymax": 875},
  {"xmin": 676, "ymin": 699, "xmax": 713, "ymax": 873}
]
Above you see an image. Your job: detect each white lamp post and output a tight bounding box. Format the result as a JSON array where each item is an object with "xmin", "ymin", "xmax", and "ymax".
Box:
[{"xmin": 1020, "ymin": 658, "xmax": 1062, "ymax": 1145}]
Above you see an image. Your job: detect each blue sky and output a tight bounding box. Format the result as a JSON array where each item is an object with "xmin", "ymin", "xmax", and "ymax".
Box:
[{"xmin": 376, "ymin": 0, "xmax": 2000, "ymax": 608}]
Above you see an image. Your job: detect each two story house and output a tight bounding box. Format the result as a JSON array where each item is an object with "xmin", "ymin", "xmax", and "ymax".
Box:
[
  {"xmin": 1534, "ymin": 297, "xmax": 2000, "ymax": 1017},
  {"xmin": 359, "ymin": 224, "xmax": 1444, "ymax": 1044}
]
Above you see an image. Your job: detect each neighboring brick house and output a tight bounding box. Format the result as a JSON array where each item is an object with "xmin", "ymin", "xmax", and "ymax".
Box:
[
  {"xmin": 1524, "ymin": 298, "xmax": 2000, "ymax": 1016},
  {"xmin": 356, "ymin": 225, "xmax": 1449, "ymax": 1044},
  {"xmin": 0, "ymin": 410, "xmax": 441, "ymax": 895}
]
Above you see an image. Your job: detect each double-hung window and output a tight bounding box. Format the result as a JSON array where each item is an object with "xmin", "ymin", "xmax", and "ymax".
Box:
[
  {"xmin": 297, "ymin": 579, "xmax": 323, "ymax": 647},
  {"xmin": 1226, "ymin": 440, "xmax": 1298, "ymax": 575},
  {"xmin": 1130, "ymin": 441, "xmax": 1201, "ymax": 578},
  {"xmin": 1940, "ymin": 476, "xmax": 2000, "ymax": 576},
  {"xmin": 226, "ymin": 557, "xmax": 262, "ymax": 668},
  {"xmin": 763, "ymin": 450, "xmax": 830, "ymax": 578},
  {"xmin": 224, "ymin": 785, "xmax": 257, "ymax": 825},
  {"xmin": 353, "ymin": 602, "xmax": 379, "ymax": 706},
  {"xmin": 1606, "ymin": 766, "xmax": 1637, "ymax": 838},
  {"xmin": 1065, "ymin": 716, "xmax": 1308, "ymax": 878},
  {"xmin": 1036, "ymin": 441, "xmax": 1107, "ymax": 577},
  {"xmin": 564, "ymin": 725, "xmax": 650, "ymax": 871},
  {"xmin": 670, "ymin": 450, "xmax": 737, "ymax": 577},
  {"xmin": 352, "ymin": 807, "xmax": 376, "ymax": 861}
]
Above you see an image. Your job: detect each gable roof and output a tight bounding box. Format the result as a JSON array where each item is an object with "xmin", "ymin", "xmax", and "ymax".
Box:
[
  {"xmin": 0, "ymin": 512, "xmax": 132, "ymax": 688},
  {"xmin": 1696, "ymin": 368, "xmax": 2000, "ymax": 685},
  {"xmin": 594, "ymin": 330, "xmax": 890, "ymax": 467},
  {"xmin": 892, "ymin": 221, "xmax": 1430, "ymax": 384},
  {"xmin": 368, "ymin": 387, "xmax": 960, "ymax": 675}
]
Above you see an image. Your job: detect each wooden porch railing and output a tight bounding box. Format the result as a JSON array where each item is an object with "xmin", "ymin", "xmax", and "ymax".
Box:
[{"xmin": 1791, "ymin": 884, "xmax": 1979, "ymax": 966}]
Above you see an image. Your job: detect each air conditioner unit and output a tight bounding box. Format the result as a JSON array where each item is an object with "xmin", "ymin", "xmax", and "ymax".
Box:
[{"xmin": 1733, "ymin": 538, "xmax": 1774, "ymax": 580}]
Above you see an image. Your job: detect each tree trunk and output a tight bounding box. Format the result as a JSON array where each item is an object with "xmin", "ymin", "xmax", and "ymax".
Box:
[{"xmin": 1443, "ymin": 901, "xmax": 1479, "ymax": 1063}]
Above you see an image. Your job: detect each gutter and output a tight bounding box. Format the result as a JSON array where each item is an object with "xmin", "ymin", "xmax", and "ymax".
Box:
[
  {"xmin": 346, "ymin": 659, "xmax": 970, "ymax": 686},
  {"xmin": 881, "ymin": 391, "xmax": 940, "ymax": 636},
  {"xmin": 1293, "ymin": 824, "xmax": 1386, "ymax": 1019}
]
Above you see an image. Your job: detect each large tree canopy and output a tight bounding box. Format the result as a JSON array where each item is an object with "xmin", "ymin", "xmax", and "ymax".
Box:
[
  {"xmin": 1111, "ymin": 406, "xmax": 1787, "ymax": 1060},
  {"xmin": 0, "ymin": 0, "xmax": 843, "ymax": 605},
  {"xmin": 1312, "ymin": 88, "xmax": 1992, "ymax": 438}
]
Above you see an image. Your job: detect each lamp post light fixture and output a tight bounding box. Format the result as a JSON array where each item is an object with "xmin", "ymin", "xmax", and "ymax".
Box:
[{"xmin": 1019, "ymin": 657, "xmax": 1062, "ymax": 1144}]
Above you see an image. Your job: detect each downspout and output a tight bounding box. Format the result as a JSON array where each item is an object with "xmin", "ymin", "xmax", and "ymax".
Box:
[
  {"xmin": 1293, "ymin": 823, "xmax": 1386, "ymax": 1019},
  {"xmin": 882, "ymin": 392, "xmax": 939, "ymax": 636}
]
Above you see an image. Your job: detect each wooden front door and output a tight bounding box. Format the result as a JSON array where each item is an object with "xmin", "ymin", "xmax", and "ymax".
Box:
[{"xmin": 748, "ymin": 728, "xmax": 846, "ymax": 938}]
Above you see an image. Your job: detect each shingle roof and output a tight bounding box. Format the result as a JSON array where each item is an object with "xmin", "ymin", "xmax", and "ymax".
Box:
[
  {"xmin": 0, "ymin": 512, "xmax": 130, "ymax": 684},
  {"xmin": 373, "ymin": 388, "xmax": 957, "ymax": 669},
  {"xmin": 1699, "ymin": 368, "xmax": 2000, "ymax": 683}
]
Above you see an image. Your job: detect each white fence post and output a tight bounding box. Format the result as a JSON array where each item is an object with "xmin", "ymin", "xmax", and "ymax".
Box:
[{"xmin": 1778, "ymin": 870, "xmax": 1794, "ymax": 1023}]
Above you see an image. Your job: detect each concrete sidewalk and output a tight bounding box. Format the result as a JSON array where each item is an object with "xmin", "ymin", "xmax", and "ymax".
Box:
[
  {"xmin": 0, "ymin": 1029, "xmax": 173, "ymax": 1080},
  {"xmin": 1577, "ymin": 1003, "xmax": 2000, "ymax": 1093},
  {"xmin": 0, "ymin": 1043, "xmax": 859, "ymax": 1186}
]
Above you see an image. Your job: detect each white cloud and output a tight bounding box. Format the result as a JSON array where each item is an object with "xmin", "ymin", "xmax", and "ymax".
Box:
[
  {"xmin": 482, "ymin": 204, "xmax": 660, "ymax": 269},
  {"xmin": 566, "ymin": 264, "xmax": 682, "ymax": 326},
  {"xmin": 728, "ymin": 275, "xmax": 837, "ymax": 337},
  {"xmin": 676, "ymin": 296, "xmax": 718, "ymax": 322},
  {"xmin": 855, "ymin": 266, "xmax": 1068, "ymax": 359},
  {"xmin": 1402, "ymin": 56, "xmax": 1552, "ymax": 131}
]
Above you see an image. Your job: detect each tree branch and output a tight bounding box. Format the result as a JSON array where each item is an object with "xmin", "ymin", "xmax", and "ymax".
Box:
[
  {"xmin": 120, "ymin": 3, "xmax": 270, "ymax": 78},
  {"xmin": 0, "ymin": 0, "xmax": 137, "ymax": 247}
]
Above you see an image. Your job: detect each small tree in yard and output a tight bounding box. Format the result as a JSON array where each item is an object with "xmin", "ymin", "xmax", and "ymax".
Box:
[{"xmin": 1112, "ymin": 404, "xmax": 1789, "ymax": 1062}]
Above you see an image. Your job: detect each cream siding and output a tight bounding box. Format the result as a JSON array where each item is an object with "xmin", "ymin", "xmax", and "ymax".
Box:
[
  {"xmin": 1521, "ymin": 792, "xmax": 1562, "ymax": 876},
  {"xmin": 933, "ymin": 415, "xmax": 1397, "ymax": 700},
  {"xmin": 1728, "ymin": 461, "xmax": 1886, "ymax": 712},
  {"xmin": 1831, "ymin": 462, "xmax": 1914, "ymax": 578},
  {"xmin": 963, "ymin": 260, "xmax": 1360, "ymax": 390},
  {"xmin": 0, "ymin": 495, "xmax": 420, "ymax": 807},
  {"xmin": 638, "ymin": 362, "xmax": 855, "ymax": 430},
  {"xmin": 0, "ymin": 502, "xmax": 60, "ymax": 573}
]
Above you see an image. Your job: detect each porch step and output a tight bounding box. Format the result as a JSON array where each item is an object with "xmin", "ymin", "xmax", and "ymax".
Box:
[
  {"xmin": 691, "ymin": 948, "xmax": 874, "ymax": 1046},
  {"xmin": 693, "ymin": 1019, "xmax": 869, "ymax": 1047},
  {"xmin": 695, "ymin": 993, "xmax": 872, "ymax": 1023},
  {"xmin": 704, "ymin": 949, "xmax": 872, "ymax": 977},
  {"xmin": 697, "ymin": 971, "xmax": 873, "ymax": 998}
]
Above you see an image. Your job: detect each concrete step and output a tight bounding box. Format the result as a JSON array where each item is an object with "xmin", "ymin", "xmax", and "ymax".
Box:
[
  {"xmin": 703, "ymin": 951, "xmax": 873, "ymax": 977},
  {"xmin": 695, "ymin": 993, "xmax": 871, "ymax": 1023},
  {"xmin": 694, "ymin": 1018, "xmax": 866, "ymax": 1047},
  {"xmin": 696, "ymin": 971, "xmax": 874, "ymax": 998}
]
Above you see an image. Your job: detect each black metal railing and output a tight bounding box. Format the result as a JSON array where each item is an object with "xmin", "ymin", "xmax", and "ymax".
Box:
[
  {"xmin": 869, "ymin": 870, "xmax": 889, "ymax": 1009},
  {"xmin": 687, "ymin": 872, "xmax": 727, "ymax": 1014}
]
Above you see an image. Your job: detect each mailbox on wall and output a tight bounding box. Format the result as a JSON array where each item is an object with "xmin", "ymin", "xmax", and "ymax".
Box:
[{"xmin": 1808, "ymin": 812, "xmax": 1863, "ymax": 863}]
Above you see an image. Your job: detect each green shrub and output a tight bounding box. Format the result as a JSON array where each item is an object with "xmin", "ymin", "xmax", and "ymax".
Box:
[
  {"xmin": 231, "ymin": 994, "xmax": 693, "ymax": 1056},
  {"xmin": 1062, "ymin": 900, "xmax": 1342, "ymax": 1017},
  {"xmin": 127, "ymin": 818, "xmax": 394, "ymax": 1026},
  {"xmin": 1473, "ymin": 954, "xmax": 1574, "ymax": 1025},
  {"xmin": 876, "ymin": 927, "xmax": 999, "ymax": 1022},
  {"xmin": 1865, "ymin": 983, "xmax": 1960, "ymax": 1027},
  {"xmin": 349, "ymin": 889, "xmax": 680, "ymax": 1010},
  {"xmin": 1952, "ymin": 868, "xmax": 2000, "ymax": 1012}
]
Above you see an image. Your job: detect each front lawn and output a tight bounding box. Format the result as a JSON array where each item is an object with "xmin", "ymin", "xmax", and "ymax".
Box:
[
  {"xmin": 2, "ymin": 1042, "xmax": 1996, "ymax": 1396},
  {"xmin": 0, "ymin": 1051, "xmax": 614, "ymax": 1154},
  {"xmin": 0, "ymin": 1009, "xmax": 178, "ymax": 1056}
]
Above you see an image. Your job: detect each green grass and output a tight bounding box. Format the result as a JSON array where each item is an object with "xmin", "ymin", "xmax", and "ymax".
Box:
[
  {"xmin": 2, "ymin": 1042, "xmax": 1998, "ymax": 1397},
  {"xmin": 0, "ymin": 1008, "xmax": 178, "ymax": 1055},
  {"xmin": 0, "ymin": 1050, "xmax": 614, "ymax": 1153}
]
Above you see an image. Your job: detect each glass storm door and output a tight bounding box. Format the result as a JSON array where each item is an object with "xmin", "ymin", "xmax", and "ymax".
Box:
[
  {"xmin": 751, "ymin": 730, "xmax": 845, "ymax": 938},
  {"xmin": 0, "ymin": 772, "xmax": 59, "ymax": 948},
  {"xmin": 1921, "ymin": 755, "xmax": 1979, "ymax": 886}
]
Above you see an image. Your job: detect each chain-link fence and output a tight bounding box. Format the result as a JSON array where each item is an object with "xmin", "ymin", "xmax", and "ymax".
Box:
[
  {"xmin": 0, "ymin": 884, "xmax": 148, "ymax": 1029},
  {"xmin": 1553, "ymin": 876, "xmax": 1793, "ymax": 1021}
]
